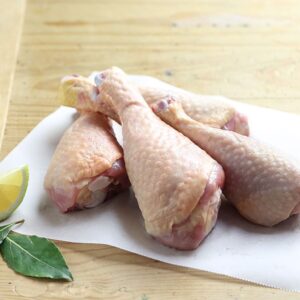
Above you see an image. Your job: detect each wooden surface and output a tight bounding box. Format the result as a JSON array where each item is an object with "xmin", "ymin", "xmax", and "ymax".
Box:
[
  {"xmin": 1, "ymin": 0, "xmax": 300, "ymax": 299},
  {"xmin": 0, "ymin": 0, "xmax": 26, "ymax": 151}
]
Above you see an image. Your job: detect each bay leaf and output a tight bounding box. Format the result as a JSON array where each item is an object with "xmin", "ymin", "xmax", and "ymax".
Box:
[
  {"xmin": 0, "ymin": 232, "xmax": 73, "ymax": 281},
  {"xmin": 0, "ymin": 220, "xmax": 24, "ymax": 244}
]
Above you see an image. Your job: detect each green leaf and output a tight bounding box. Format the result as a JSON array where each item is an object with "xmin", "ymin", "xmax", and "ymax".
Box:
[
  {"xmin": 0, "ymin": 220, "xmax": 24, "ymax": 244},
  {"xmin": 0, "ymin": 232, "xmax": 73, "ymax": 281}
]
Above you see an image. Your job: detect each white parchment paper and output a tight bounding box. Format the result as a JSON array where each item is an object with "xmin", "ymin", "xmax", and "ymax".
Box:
[{"xmin": 1, "ymin": 78, "xmax": 300, "ymax": 291}]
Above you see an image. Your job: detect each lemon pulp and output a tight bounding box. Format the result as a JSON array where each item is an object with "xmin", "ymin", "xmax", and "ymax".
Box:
[{"xmin": 0, "ymin": 165, "xmax": 29, "ymax": 221}]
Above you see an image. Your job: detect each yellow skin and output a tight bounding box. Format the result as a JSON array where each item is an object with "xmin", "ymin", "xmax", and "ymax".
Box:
[
  {"xmin": 59, "ymin": 73, "xmax": 249, "ymax": 135},
  {"xmin": 44, "ymin": 112, "xmax": 125, "ymax": 212},
  {"xmin": 132, "ymin": 75, "xmax": 249, "ymax": 136},
  {"xmin": 152, "ymin": 98, "xmax": 300, "ymax": 226},
  {"xmin": 69, "ymin": 67, "xmax": 225, "ymax": 250}
]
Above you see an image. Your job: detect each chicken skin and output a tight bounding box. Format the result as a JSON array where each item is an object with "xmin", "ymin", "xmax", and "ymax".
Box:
[
  {"xmin": 74, "ymin": 67, "xmax": 225, "ymax": 250},
  {"xmin": 130, "ymin": 75, "xmax": 249, "ymax": 136},
  {"xmin": 152, "ymin": 98, "xmax": 300, "ymax": 226},
  {"xmin": 59, "ymin": 73, "xmax": 249, "ymax": 135},
  {"xmin": 44, "ymin": 112, "xmax": 129, "ymax": 212}
]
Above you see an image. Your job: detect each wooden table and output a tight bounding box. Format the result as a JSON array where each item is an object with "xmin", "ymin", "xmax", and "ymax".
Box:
[{"xmin": 1, "ymin": 0, "xmax": 300, "ymax": 298}]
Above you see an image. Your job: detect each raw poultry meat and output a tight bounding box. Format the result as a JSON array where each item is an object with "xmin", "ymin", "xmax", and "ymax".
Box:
[
  {"xmin": 130, "ymin": 75, "xmax": 249, "ymax": 136},
  {"xmin": 152, "ymin": 97, "xmax": 300, "ymax": 226},
  {"xmin": 59, "ymin": 73, "xmax": 249, "ymax": 135},
  {"xmin": 44, "ymin": 112, "xmax": 129, "ymax": 213},
  {"xmin": 78, "ymin": 66, "xmax": 225, "ymax": 250}
]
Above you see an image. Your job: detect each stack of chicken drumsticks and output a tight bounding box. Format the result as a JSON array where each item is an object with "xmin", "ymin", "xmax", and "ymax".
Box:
[{"xmin": 44, "ymin": 67, "xmax": 300, "ymax": 250}]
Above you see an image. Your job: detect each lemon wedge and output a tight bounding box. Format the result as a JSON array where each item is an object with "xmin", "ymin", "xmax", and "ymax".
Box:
[{"xmin": 0, "ymin": 165, "xmax": 29, "ymax": 221}]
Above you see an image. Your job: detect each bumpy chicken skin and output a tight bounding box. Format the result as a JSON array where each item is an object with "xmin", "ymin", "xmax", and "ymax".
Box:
[
  {"xmin": 75, "ymin": 67, "xmax": 225, "ymax": 250},
  {"xmin": 44, "ymin": 112, "xmax": 129, "ymax": 212},
  {"xmin": 130, "ymin": 75, "xmax": 249, "ymax": 136},
  {"xmin": 59, "ymin": 73, "xmax": 249, "ymax": 135},
  {"xmin": 152, "ymin": 98, "xmax": 300, "ymax": 226}
]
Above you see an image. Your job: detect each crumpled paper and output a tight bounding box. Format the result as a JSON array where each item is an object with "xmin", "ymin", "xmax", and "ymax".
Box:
[{"xmin": 1, "ymin": 77, "xmax": 300, "ymax": 291}]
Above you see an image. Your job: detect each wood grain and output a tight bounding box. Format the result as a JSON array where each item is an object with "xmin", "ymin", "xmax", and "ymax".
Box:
[
  {"xmin": 0, "ymin": 0, "xmax": 26, "ymax": 152},
  {"xmin": 1, "ymin": 0, "xmax": 300, "ymax": 299}
]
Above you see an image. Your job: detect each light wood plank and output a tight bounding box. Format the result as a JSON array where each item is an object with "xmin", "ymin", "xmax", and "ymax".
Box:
[
  {"xmin": 1, "ymin": 0, "xmax": 300, "ymax": 299},
  {"xmin": 0, "ymin": 0, "xmax": 26, "ymax": 151}
]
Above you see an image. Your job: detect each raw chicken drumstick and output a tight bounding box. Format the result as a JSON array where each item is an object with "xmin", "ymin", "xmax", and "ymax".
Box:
[
  {"xmin": 130, "ymin": 75, "xmax": 249, "ymax": 136},
  {"xmin": 44, "ymin": 112, "xmax": 129, "ymax": 213},
  {"xmin": 152, "ymin": 98, "xmax": 300, "ymax": 226},
  {"xmin": 59, "ymin": 73, "xmax": 249, "ymax": 135},
  {"xmin": 83, "ymin": 67, "xmax": 225, "ymax": 250}
]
